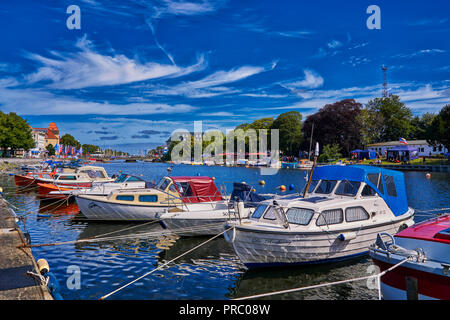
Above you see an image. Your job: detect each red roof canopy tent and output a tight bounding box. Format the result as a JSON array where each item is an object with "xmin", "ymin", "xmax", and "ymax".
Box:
[{"xmin": 170, "ymin": 176, "xmax": 223, "ymax": 203}]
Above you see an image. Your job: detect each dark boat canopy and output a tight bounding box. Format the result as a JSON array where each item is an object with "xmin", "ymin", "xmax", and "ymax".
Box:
[
  {"xmin": 170, "ymin": 176, "xmax": 223, "ymax": 203},
  {"xmin": 312, "ymin": 165, "xmax": 409, "ymax": 217},
  {"xmin": 230, "ymin": 182, "xmax": 268, "ymax": 206}
]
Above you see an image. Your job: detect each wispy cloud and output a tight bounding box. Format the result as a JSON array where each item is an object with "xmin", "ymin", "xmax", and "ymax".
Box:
[
  {"xmin": 392, "ymin": 49, "xmax": 446, "ymax": 59},
  {"xmin": 327, "ymin": 40, "xmax": 342, "ymax": 49},
  {"xmin": 281, "ymin": 69, "xmax": 324, "ymax": 91},
  {"xmin": 25, "ymin": 36, "xmax": 206, "ymax": 89},
  {"xmin": 0, "ymin": 81, "xmax": 198, "ymax": 115},
  {"xmin": 147, "ymin": 62, "xmax": 277, "ymax": 98}
]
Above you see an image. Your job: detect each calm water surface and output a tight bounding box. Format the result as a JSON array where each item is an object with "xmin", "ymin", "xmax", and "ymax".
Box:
[{"xmin": 1, "ymin": 161, "xmax": 449, "ymax": 300}]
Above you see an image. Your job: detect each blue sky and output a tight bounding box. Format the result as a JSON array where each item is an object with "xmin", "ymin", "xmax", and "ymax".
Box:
[{"xmin": 0, "ymin": 0, "xmax": 449, "ymax": 154}]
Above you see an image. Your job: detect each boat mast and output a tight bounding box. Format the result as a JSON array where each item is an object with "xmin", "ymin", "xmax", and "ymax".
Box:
[
  {"xmin": 303, "ymin": 142, "xmax": 319, "ymax": 198},
  {"xmin": 308, "ymin": 123, "xmax": 314, "ymax": 161}
]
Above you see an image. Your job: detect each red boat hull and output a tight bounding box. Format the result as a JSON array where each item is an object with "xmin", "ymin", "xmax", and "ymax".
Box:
[
  {"xmin": 373, "ymin": 259, "xmax": 450, "ymax": 300},
  {"xmin": 14, "ymin": 175, "xmax": 35, "ymax": 187}
]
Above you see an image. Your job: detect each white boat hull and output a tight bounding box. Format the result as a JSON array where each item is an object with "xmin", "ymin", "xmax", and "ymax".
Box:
[
  {"xmin": 159, "ymin": 208, "xmax": 250, "ymax": 236},
  {"xmin": 75, "ymin": 196, "xmax": 166, "ymax": 221},
  {"xmin": 227, "ymin": 215, "xmax": 414, "ymax": 267}
]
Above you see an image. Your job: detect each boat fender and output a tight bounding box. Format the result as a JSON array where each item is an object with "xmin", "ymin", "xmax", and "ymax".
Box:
[
  {"xmin": 398, "ymin": 218, "xmax": 415, "ymax": 232},
  {"xmin": 338, "ymin": 232, "xmax": 357, "ymax": 241},
  {"xmin": 237, "ymin": 201, "xmax": 245, "ymax": 218},
  {"xmin": 47, "ymin": 272, "xmax": 63, "ymax": 300},
  {"xmin": 37, "ymin": 259, "xmax": 50, "ymax": 275},
  {"xmin": 223, "ymin": 226, "xmax": 236, "ymax": 243}
]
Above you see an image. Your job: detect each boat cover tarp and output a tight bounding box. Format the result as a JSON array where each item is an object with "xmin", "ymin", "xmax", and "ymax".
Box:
[
  {"xmin": 312, "ymin": 165, "xmax": 409, "ymax": 216},
  {"xmin": 171, "ymin": 176, "xmax": 223, "ymax": 203},
  {"xmin": 230, "ymin": 182, "xmax": 268, "ymax": 206}
]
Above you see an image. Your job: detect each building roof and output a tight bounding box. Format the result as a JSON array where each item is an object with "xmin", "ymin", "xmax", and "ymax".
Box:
[
  {"xmin": 46, "ymin": 130, "xmax": 58, "ymax": 140},
  {"xmin": 367, "ymin": 140, "xmax": 428, "ymax": 147}
]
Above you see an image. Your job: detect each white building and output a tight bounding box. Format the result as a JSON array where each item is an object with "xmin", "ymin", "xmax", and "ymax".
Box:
[
  {"xmin": 367, "ymin": 140, "xmax": 448, "ymax": 157},
  {"xmin": 28, "ymin": 129, "xmax": 47, "ymax": 158}
]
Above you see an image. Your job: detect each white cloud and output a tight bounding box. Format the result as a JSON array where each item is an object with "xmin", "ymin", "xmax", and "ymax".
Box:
[
  {"xmin": 0, "ymin": 83, "xmax": 197, "ymax": 115},
  {"xmin": 327, "ymin": 40, "xmax": 342, "ymax": 49},
  {"xmin": 25, "ymin": 36, "xmax": 206, "ymax": 89},
  {"xmin": 392, "ymin": 49, "xmax": 446, "ymax": 59},
  {"xmin": 148, "ymin": 62, "xmax": 276, "ymax": 98},
  {"xmin": 282, "ymin": 69, "xmax": 324, "ymax": 90}
]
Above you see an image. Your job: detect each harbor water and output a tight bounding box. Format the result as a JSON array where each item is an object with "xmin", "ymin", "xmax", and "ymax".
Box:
[{"xmin": 1, "ymin": 162, "xmax": 449, "ymax": 300}]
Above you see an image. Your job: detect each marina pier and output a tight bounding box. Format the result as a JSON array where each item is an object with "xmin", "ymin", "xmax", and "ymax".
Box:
[{"xmin": 0, "ymin": 195, "xmax": 53, "ymax": 300}]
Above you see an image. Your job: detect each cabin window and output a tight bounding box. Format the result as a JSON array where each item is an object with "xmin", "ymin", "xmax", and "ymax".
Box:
[
  {"xmin": 169, "ymin": 184, "xmax": 177, "ymax": 193},
  {"xmin": 116, "ymin": 195, "xmax": 135, "ymax": 201},
  {"xmin": 138, "ymin": 195, "xmax": 158, "ymax": 202},
  {"xmin": 176, "ymin": 182, "xmax": 193, "ymax": 198},
  {"xmin": 286, "ymin": 208, "xmax": 314, "ymax": 225},
  {"xmin": 315, "ymin": 180, "xmax": 338, "ymax": 194},
  {"xmin": 127, "ymin": 176, "xmax": 143, "ymax": 182},
  {"xmin": 345, "ymin": 206, "xmax": 370, "ymax": 222},
  {"xmin": 263, "ymin": 206, "xmax": 277, "ymax": 220},
  {"xmin": 59, "ymin": 175, "xmax": 77, "ymax": 180},
  {"xmin": 335, "ymin": 181, "xmax": 361, "ymax": 197},
  {"xmin": 316, "ymin": 209, "xmax": 343, "ymax": 226},
  {"xmin": 94, "ymin": 170, "xmax": 106, "ymax": 178},
  {"xmin": 383, "ymin": 175, "xmax": 397, "ymax": 197},
  {"xmin": 304, "ymin": 180, "xmax": 319, "ymax": 193},
  {"xmin": 252, "ymin": 205, "xmax": 267, "ymax": 219},
  {"xmin": 361, "ymin": 184, "xmax": 377, "ymax": 197},
  {"xmin": 367, "ymin": 173, "xmax": 384, "ymax": 195}
]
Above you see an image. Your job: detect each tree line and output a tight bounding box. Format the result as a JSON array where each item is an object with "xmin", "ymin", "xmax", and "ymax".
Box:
[{"xmin": 162, "ymin": 95, "xmax": 449, "ymax": 161}]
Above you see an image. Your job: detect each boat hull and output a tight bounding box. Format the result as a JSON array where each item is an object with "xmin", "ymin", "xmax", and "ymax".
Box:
[
  {"xmin": 159, "ymin": 209, "xmax": 249, "ymax": 237},
  {"xmin": 14, "ymin": 175, "xmax": 35, "ymax": 187},
  {"xmin": 227, "ymin": 215, "xmax": 414, "ymax": 268},
  {"xmin": 75, "ymin": 195, "xmax": 169, "ymax": 221}
]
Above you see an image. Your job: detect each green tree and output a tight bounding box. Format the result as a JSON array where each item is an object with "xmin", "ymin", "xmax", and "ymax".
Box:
[
  {"xmin": 410, "ymin": 113, "xmax": 436, "ymax": 140},
  {"xmin": 318, "ymin": 144, "xmax": 342, "ymax": 163},
  {"xmin": 271, "ymin": 111, "xmax": 303, "ymax": 156},
  {"xmin": 82, "ymin": 144, "xmax": 101, "ymax": 154},
  {"xmin": 303, "ymin": 99, "xmax": 362, "ymax": 155},
  {"xmin": 60, "ymin": 134, "xmax": 81, "ymax": 148},
  {"xmin": 0, "ymin": 112, "xmax": 35, "ymax": 156},
  {"xmin": 362, "ymin": 95, "xmax": 413, "ymax": 144},
  {"xmin": 425, "ymin": 105, "xmax": 450, "ymax": 151},
  {"xmin": 46, "ymin": 144, "xmax": 56, "ymax": 156}
]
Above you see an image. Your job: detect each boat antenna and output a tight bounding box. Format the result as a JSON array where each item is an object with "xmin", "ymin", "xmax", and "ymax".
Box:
[{"xmin": 303, "ymin": 142, "xmax": 319, "ymax": 198}]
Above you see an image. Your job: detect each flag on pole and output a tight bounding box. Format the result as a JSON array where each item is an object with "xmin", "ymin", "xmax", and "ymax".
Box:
[{"xmin": 399, "ymin": 138, "xmax": 408, "ymax": 145}]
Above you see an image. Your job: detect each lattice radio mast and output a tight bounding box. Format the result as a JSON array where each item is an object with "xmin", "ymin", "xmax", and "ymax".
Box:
[{"xmin": 381, "ymin": 65, "xmax": 388, "ymax": 97}]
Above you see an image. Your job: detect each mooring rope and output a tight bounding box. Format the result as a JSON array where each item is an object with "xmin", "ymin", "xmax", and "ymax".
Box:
[
  {"xmin": 233, "ymin": 256, "xmax": 412, "ymax": 301},
  {"xmin": 98, "ymin": 226, "xmax": 234, "ymax": 300},
  {"xmin": 20, "ymin": 221, "xmax": 228, "ymax": 248}
]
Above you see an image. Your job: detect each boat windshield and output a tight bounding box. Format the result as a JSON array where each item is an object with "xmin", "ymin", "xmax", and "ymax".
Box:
[
  {"xmin": 335, "ymin": 180, "xmax": 361, "ymax": 197},
  {"xmin": 156, "ymin": 177, "xmax": 171, "ymax": 191},
  {"xmin": 303, "ymin": 180, "xmax": 319, "ymax": 193},
  {"xmin": 114, "ymin": 174, "xmax": 129, "ymax": 183},
  {"xmin": 251, "ymin": 204, "xmax": 268, "ymax": 219},
  {"xmin": 314, "ymin": 180, "xmax": 337, "ymax": 194}
]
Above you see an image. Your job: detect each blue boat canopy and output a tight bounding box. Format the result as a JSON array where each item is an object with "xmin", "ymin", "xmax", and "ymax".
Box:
[{"xmin": 311, "ymin": 165, "xmax": 409, "ymax": 217}]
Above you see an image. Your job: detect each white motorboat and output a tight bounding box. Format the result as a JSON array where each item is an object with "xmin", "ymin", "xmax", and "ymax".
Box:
[
  {"xmin": 36, "ymin": 166, "xmax": 115, "ymax": 199},
  {"xmin": 224, "ymin": 165, "xmax": 415, "ymax": 268},
  {"xmin": 48, "ymin": 173, "xmax": 148, "ymax": 197},
  {"xmin": 75, "ymin": 176, "xmax": 225, "ymax": 221},
  {"xmin": 157, "ymin": 182, "xmax": 271, "ymax": 236}
]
